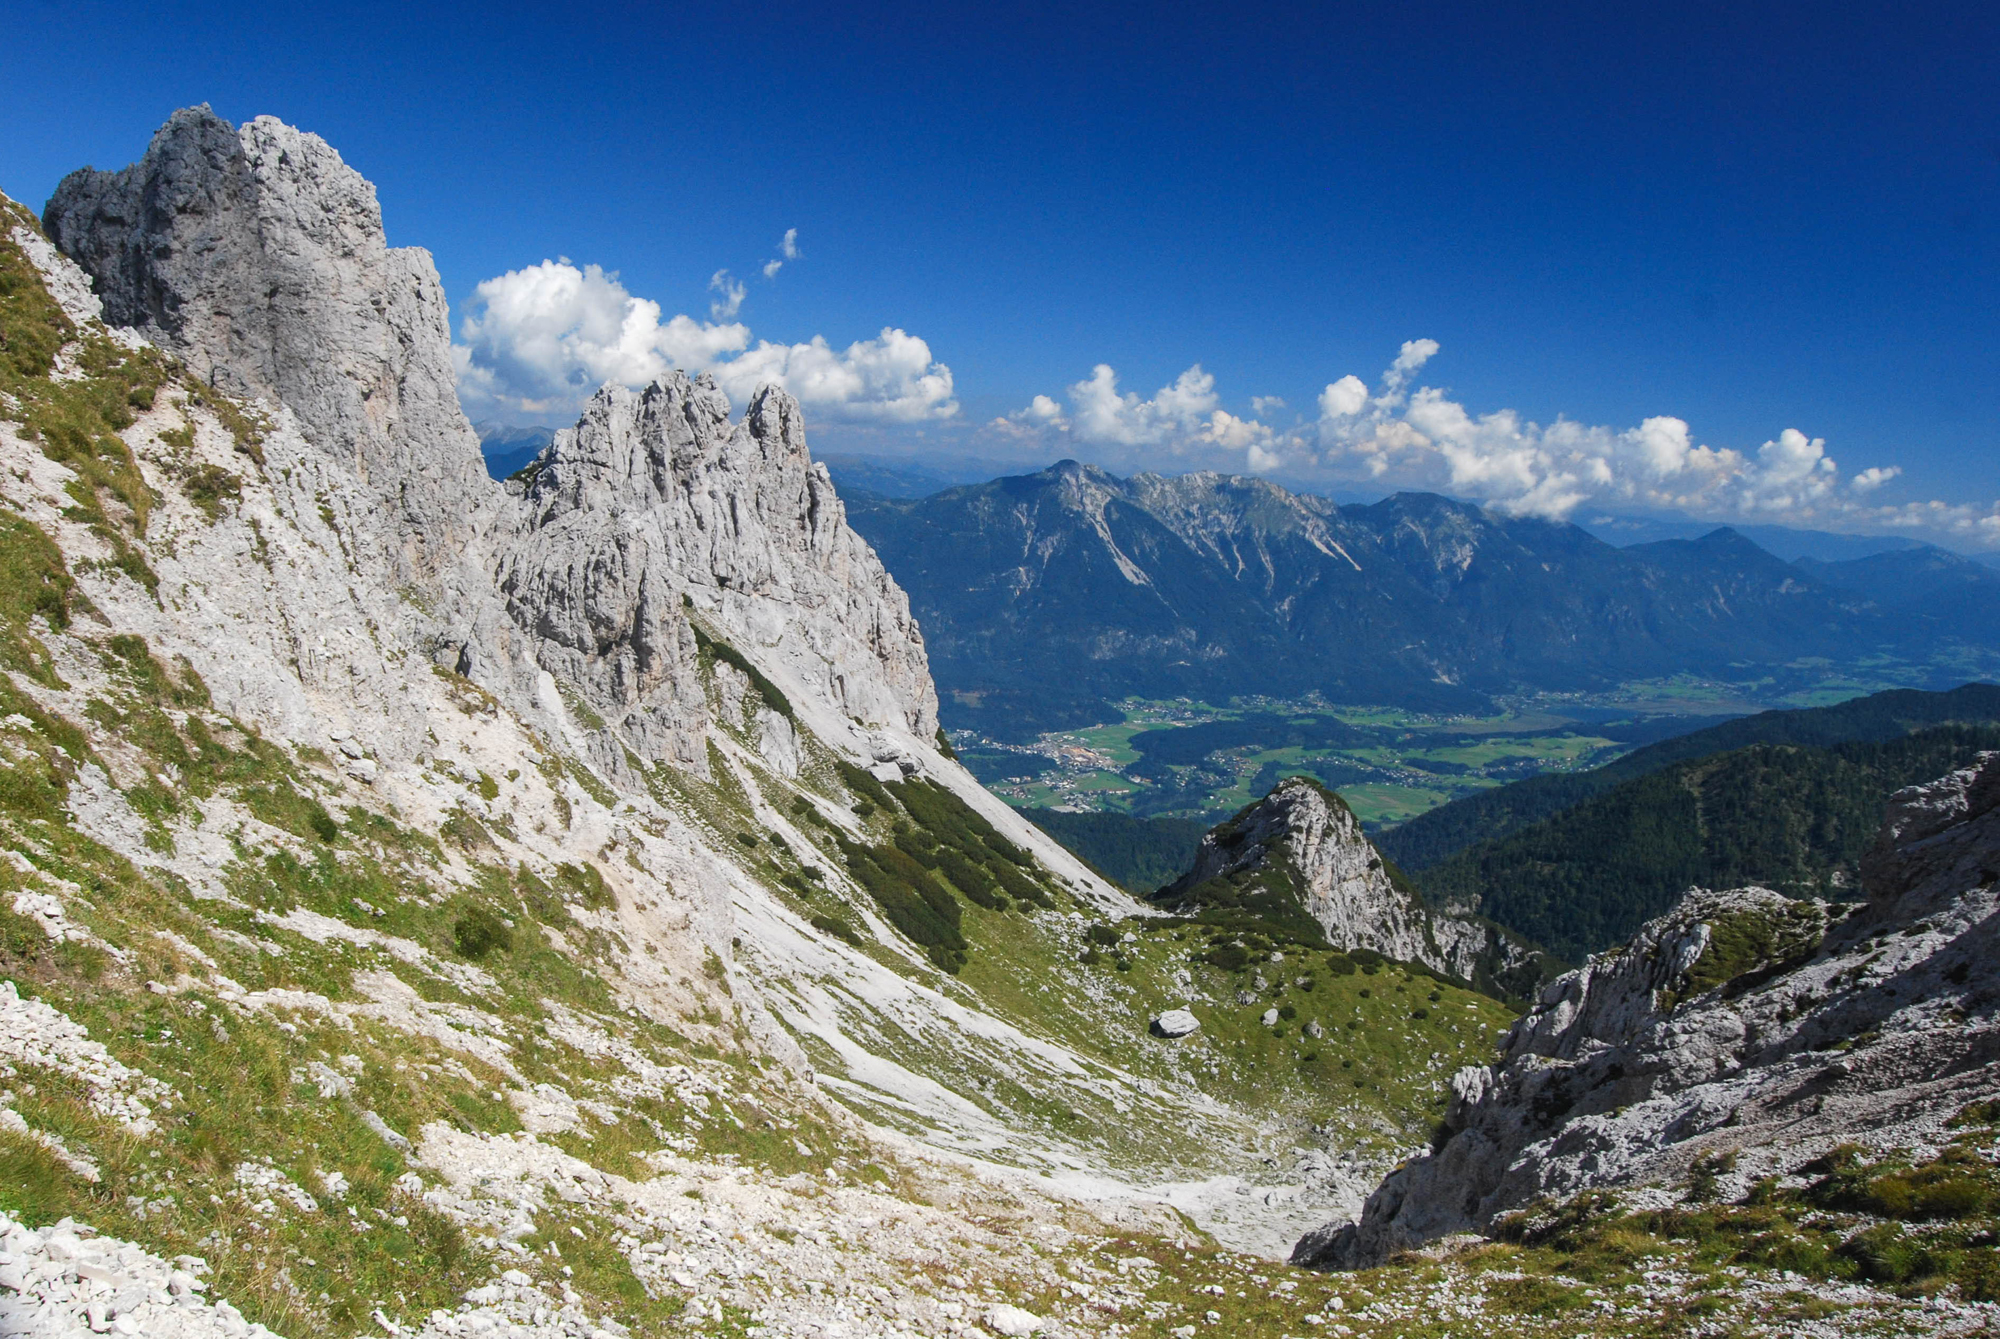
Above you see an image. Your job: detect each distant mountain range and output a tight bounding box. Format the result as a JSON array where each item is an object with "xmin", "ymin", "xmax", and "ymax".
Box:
[
  {"xmin": 819, "ymin": 452, "xmax": 1047, "ymax": 499},
  {"xmin": 1575, "ymin": 512, "xmax": 1932, "ymax": 562},
  {"xmin": 842, "ymin": 460, "xmax": 2000, "ymax": 739}
]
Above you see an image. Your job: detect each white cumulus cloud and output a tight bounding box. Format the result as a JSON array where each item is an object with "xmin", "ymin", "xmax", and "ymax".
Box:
[
  {"xmin": 996, "ymin": 339, "xmax": 1997, "ymax": 549},
  {"xmin": 995, "ymin": 363, "xmax": 1283, "ymax": 473},
  {"xmin": 707, "ymin": 328, "xmax": 958, "ymax": 424},
  {"xmin": 455, "ymin": 258, "xmax": 955, "ymax": 424},
  {"xmin": 1318, "ymin": 374, "xmax": 1369, "ymax": 421}
]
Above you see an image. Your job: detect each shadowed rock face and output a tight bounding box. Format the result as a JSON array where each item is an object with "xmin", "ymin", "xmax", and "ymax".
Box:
[
  {"xmin": 44, "ymin": 106, "xmax": 938, "ymax": 773},
  {"xmin": 1295, "ymin": 750, "xmax": 2000, "ymax": 1271}
]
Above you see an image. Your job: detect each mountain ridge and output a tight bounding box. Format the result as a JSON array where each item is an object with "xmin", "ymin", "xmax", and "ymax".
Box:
[{"xmin": 842, "ymin": 461, "xmax": 1996, "ymax": 741}]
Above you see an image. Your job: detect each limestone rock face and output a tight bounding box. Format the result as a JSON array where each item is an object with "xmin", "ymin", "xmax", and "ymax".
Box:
[
  {"xmin": 502, "ymin": 376, "xmax": 938, "ymax": 769},
  {"xmin": 1157, "ymin": 776, "xmax": 1526, "ymax": 983},
  {"xmin": 44, "ymin": 106, "xmax": 937, "ymax": 779},
  {"xmin": 1165, "ymin": 778, "xmax": 1430, "ymax": 959},
  {"xmin": 1295, "ymin": 751, "xmax": 2000, "ymax": 1270},
  {"xmin": 43, "ymin": 106, "xmax": 498, "ymax": 587}
]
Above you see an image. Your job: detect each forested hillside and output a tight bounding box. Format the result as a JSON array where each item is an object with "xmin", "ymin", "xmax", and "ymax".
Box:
[
  {"xmin": 1419, "ymin": 724, "xmax": 2000, "ymax": 961},
  {"xmin": 1376, "ymin": 682, "xmax": 2000, "ymax": 871},
  {"xmin": 1019, "ymin": 808, "xmax": 1210, "ymax": 891}
]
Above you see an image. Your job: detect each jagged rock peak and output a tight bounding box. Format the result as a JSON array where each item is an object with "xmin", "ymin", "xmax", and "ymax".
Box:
[
  {"xmin": 1154, "ymin": 776, "xmax": 1535, "ymax": 989},
  {"xmin": 1296, "ymin": 751, "xmax": 2000, "ymax": 1270},
  {"xmin": 501, "ymin": 373, "xmax": 939, "ymax": 768},
  {"xmin": 1160, "ymin": 776, "xmax": 1433, "ymax": 960},
  {"xmin": 43, "ymin": 104, "xmax": 494, "ymax": 575}
]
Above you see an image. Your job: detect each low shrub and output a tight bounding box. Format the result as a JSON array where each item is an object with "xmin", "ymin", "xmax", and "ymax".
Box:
[{"xmin": 453, "ymin": 907, "xmax": 513, "ymax": 960}]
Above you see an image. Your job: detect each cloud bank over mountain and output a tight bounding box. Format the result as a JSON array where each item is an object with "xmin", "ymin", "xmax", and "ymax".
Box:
[
  {"xmin": 993, "ymin": 341, "xmax": 2000, "ymax": 550},
  {"xmin": 453, "ymin": 258, "xmax": 957, "ymax": 425}
]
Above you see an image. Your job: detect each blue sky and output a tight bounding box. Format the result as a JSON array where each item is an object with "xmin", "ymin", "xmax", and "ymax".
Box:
[{"xmin": 5, "ymin": 1, "xmax": 1997, "ymax": 547}]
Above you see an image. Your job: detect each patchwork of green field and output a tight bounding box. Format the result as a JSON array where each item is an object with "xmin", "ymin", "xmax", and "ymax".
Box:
[
  {"xmin": 1589, "ymin": 655, "xmax": 2000, "ymax": 715},
  {"xmin": 955, "ymin": 696, "xmax": 1648, "ymax": 826},
  {"xmin": 954, "ymin": 662, "xmax": 1975, "ymax": 828}
]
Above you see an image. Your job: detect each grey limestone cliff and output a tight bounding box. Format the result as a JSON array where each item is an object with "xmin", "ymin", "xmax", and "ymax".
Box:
[
  {"xmin": 44, "ymin": 106, "xmax": 496, "ymax": 585},
  {"xmin": 43, "ymin": 106, "xmax": 938, "ymax": 780},
  {"xmin": 502, "ymin": 374, "xmax": 938, "ymax": 772},
  {"xmin": 1296, "ymin": 750, "xmax": 2000, "ymax": 1269}
]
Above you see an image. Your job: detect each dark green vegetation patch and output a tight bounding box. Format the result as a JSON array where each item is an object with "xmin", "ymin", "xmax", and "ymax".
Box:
[
  {"xmin": 1019, "ymin": 808, "xmax": 1208, "ymax": 892},
  {"xmin": 823, "ymin": 769, "xmax": 1069, "ymax": 973},
  {"xmin": 690, "ymin": 622, "xmax": 794, "ymax": 720},
  {"xmin": 1380, "ymin": 682, "xmax": 2000, "ymax": 873},
  {"xmin": 1418, "ymin": 724, "xmax": 2000, "ymax": 963}
]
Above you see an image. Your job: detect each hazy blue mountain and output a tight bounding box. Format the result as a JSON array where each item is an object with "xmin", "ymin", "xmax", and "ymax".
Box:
[
  {"xmin": 842, "ymin": 461, "xmax": 1984, "ymax": 740},
  {"xmin": 819, "ymin": 452, "xmax": 1045, "ymax": 499},
  {"xmin": 1797, "ymin": 545, "xmax": 2000, "ymax": 631},
  {"xmin": 1579, "ymin": 512, "xmax": 1931, "ymax": 562},
  {"xmin": 474, "ymin": 422, "xmax": 556, "ymax": 479}
]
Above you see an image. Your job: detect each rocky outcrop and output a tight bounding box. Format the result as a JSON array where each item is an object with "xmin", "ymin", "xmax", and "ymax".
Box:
[
  {"xmin": 42, "ymin": 106, "xmax": 937, "ymax": 777},
  {"xmin": 1295, "ymin": 751, "xmax": 2000, "ymax": 1270},
  {"xmin": 43, "ymin": 106, "xmax": 498, "ymax": 588},
  {"xmin": 502, "ymin": 375, "xmax": 938, "ymax": 771},
  {"xmin": 1156, "ymin": 776, "xmax": 1536, "ymax": 986}
]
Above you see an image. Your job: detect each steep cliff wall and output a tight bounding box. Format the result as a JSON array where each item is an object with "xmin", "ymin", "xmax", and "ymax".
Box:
[{"xmin": 44, "ymin": 107, "xmax": 497, "ymax": 588}]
